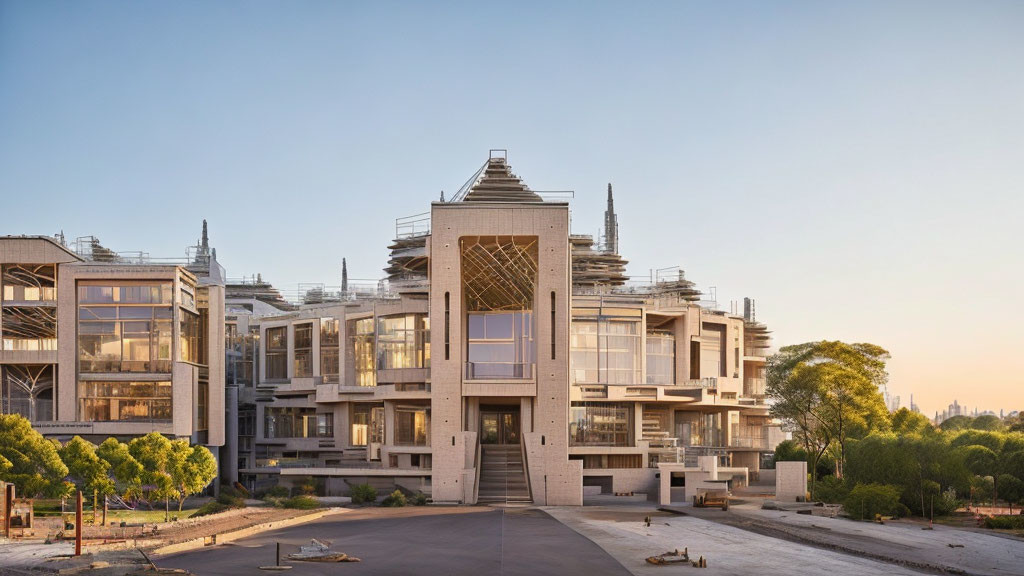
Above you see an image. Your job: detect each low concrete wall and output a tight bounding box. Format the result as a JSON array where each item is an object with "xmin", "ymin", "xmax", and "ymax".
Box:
[{"xmin": 775, "ymin": 461, "xmax": 807, "ymax": 502}]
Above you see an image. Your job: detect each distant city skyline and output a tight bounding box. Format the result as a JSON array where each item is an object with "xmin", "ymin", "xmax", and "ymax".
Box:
[{"xmin": 2, "ymin": 1, "xmax": 1022, "ymax": 417}]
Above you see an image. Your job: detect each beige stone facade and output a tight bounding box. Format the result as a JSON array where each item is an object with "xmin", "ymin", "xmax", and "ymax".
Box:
[{"xmin": 240, "ymin": 154, "xmax": 779, "ymax": 505}]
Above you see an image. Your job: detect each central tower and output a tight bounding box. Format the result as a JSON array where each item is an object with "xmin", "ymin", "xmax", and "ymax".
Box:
[{"xmin": 429, "ymin": 152, "xmax": 581, "ymax": 504}]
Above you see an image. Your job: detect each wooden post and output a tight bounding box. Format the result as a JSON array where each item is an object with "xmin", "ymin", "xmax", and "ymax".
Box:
[
  {"xmin": 276, "ymin": 542, "xmax": 281, "ymax": 566},
  {"xmin": 102, "ymin": 495, "xmax": 108, "ymax": 527},
  {"xmin": 93, "ymin": 490, "xmax": 98, "ymax": 525},
  {"xmin": 4, "ymin": 483, "xmax": 14, "ymax": 538},
  {"xmin": 75, "ymin": 491, "xmax": 83, "ymax": 556}
]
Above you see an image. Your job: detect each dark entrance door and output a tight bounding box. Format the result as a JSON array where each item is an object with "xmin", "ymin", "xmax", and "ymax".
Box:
[{"xmin": 480, "ymin": 408, "xmax": 520, "ymax": 444}]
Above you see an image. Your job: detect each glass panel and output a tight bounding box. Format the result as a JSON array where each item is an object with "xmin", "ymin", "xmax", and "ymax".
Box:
[
  {"xmin": 265, "ymin": 326, "xmax": 287, "ymax": 379},
  {"xmin": 466, "ymin": 311, "xmax": 534, "ymax": 379},
  {"xmin": 569, "ymin": 402, "xmax": 632, "ymax": 447},
  {"xmin": 353, "ymin": 318, "xmax": 376, "ymax": 386},
  {"xmin": 481, "ymin": 413, "xmax": 499, "ymax": 444},
  {"xmin": 78, "ymin": 380, "xmax": 172, "ymax": 422},
  {"xmin": 570, "ymin": 314, "xmax": 641, "ymax": 385},
  {"xmin": 646, "ymin": 330, "xmax": 675, "ymax": 385},
  {"xmin": 294, "ymin": 323, "xmax": 313, "ymax": 377}
]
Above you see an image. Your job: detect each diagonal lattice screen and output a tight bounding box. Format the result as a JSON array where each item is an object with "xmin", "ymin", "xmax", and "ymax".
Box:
[{"xmin": 461, "ymin": 236, "xmax": 538, "ymax": 311}]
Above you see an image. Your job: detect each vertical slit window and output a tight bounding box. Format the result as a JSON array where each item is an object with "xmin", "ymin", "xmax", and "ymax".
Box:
[
  {"xmin": 550, "ymin": 291, "xmax": 556, "ymax": 360},
  {"xmin": 444, "ymin": 292, "xmax": 450, "ymax": 360}
]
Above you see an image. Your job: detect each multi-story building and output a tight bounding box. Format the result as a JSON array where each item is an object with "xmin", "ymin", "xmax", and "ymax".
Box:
[
  {"xmin": 239, "ymin": 152, "xmax": 778, "ymax": 505},
  {"xmin": 0, "ymin": 227, "xmax": 225, "ymax": 457}
]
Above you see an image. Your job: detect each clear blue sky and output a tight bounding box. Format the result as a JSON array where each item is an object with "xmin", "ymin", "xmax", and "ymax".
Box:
[{"xmin": 2, "ymin": 1, "xmax": 1022, "ymax": 416}]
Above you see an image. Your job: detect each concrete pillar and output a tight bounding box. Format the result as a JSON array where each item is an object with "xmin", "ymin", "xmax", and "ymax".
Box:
[{"xmin": 224, "ymin": 385, "xmax": 239, "ymax": 483}]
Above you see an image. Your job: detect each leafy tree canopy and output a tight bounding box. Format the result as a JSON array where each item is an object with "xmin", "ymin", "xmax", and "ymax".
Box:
[{"xmin": 0, "ymin": 414, "xmax": 71, "ymax": 498}]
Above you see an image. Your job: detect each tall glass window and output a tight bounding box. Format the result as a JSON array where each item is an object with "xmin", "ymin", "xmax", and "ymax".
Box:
[
  {"xmin": 570, "ymin": 312, "xmax": 641, "ymax": 385},
  {"xmin": 78, "ymin": 283, "xmax": 173, "ymax": 373},
  {"xmin": 376, "ymin": 314, "xmax": 430, "ymax": 370},
  {"xmin": 675, "ymin": 411, "xmax": 724, "ymax": 447},
  {"xmin": 646, "ymin": 330, "xmax": 675, "ymax": 385},
  {"xmin": 320, "ymin": 318, "xmax": 340, "ymax": 383},
  {"xmin": 180, "ymin": 310, "xmax": 201, "ymax": 364},
  {"xmin": 79, "ymin": 381, "xmax": 172, "ymax": 422},
  {"xmin": 466, "ymin": 311, "xmax": 533, "ymax": 379},
  {"xmin": 265, "ymin": 326, "xmax": 287, "ymax": 380},
  {"xmin": 293, "ymin": 322, "xmax": 313, "ymax": 377},
  {"xmin": 351, "ymin": 403, "xmax": 384, "ymax": 446},
  {"xmin": 395, "ymin": 406, "xmax": 429, "ymax": 446},
  {"xmin": 353, "ymin": 318, "xmax": 376, "ymax": 387},
  {"xmin": 569, "ymin": 402, "xmax": 632, "ymax": 446}
]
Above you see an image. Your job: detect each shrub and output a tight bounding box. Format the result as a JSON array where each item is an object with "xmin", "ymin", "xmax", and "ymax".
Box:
[
  {"xmin": 192, "ymin": 501, "xmax": 230, "ymax": 517},
  {"xmin": 291, "ymin": 476, "xmax": 319, "ymax": 496},
  {"xmin": 844, "ymin": 483, "xmax": 902, "ymax": 520},
  {"xmin": 413, "ymin": 493, "xmax": 428, "ymax": 506},
  {"xmin": 216, "ymin": 490, "xmax": 246, "ymax": 509},
  {"xmin": 350, "ymin": 483, "xmax": 377, "ymax": 505},
  {"xmin": 281, "ymin": 495, "xmax": 320, "ymax": 510},
  {"xmin": 381, "ymin": 490, "xmax": 407, "ymax": 507},
  {"xmin": 984, "ymin": 515, "xmax": 1024, "ymax": 530},
  {"xmin": 262, "ymin": 485, "xmax": 289, "ymax": 499},
  {"xmin": 812, "ymin": 475, "xmax": 849, "ymax": 504}
]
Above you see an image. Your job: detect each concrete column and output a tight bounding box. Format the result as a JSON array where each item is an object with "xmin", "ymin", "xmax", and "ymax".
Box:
[{"xmin": 224, "ymin": 385, "xmax": 239, "ymax": 483}]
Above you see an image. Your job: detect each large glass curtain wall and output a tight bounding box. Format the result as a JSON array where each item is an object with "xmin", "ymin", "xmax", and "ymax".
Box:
[
  {"xmin": 570, "ymin": 312, "xmax": 642, "ymax": 385},
  {"xmin": 569, "ymin": 402, "xmax": 633, "ymax": 446},
  {"xmin": 78, "ymin": 283, "xmax": 173, "ymax": 373},
  {"xmin": 466, "ymin": 312, "xmax": 533, "ymax": 379},
  {"xmin": 376, "ymin": 314, "xmax": 430, "ymax": 370}
]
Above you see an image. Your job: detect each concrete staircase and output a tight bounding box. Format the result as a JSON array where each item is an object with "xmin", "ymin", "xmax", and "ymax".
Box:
[{"xmin": 477, "ymin": 444, "xmax": 531, "ymax": 503}]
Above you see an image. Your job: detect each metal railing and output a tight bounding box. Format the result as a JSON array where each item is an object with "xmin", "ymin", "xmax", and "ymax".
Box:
[{"xmin": 464, "ymin": 362, "xmax": 534, "ymax": 380}]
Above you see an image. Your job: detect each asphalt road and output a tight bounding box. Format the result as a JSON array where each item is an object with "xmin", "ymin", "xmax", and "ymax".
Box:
[{"xmin": 159, "ymin": 507, "xmax": 633, "ymax": 576}]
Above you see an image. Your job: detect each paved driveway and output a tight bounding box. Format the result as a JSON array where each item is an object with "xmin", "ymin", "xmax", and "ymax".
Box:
[{"xmin": 159, "ymin": 507, "xmax": 632, "ymax": 576}]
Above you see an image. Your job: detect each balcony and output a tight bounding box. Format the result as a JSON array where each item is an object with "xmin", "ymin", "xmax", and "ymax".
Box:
[
  {"xmin": 464, "ymin": 361, "xmax": 534, "ymax": 380},
  {"xmin": 730, "ymin": 436, "xmax": 769, "ymax": 450},
  {"xmin": 743, "ymin": 377, "xmax": 767, "ymax": 397}
]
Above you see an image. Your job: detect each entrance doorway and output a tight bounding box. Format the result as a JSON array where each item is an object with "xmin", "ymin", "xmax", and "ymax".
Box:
[{"xmin": 480, "ymin": 408, "xmax": 520, "ymax": 445}]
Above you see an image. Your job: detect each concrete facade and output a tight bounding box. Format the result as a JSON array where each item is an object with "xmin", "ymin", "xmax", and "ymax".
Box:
[{"xmin": 236, "ymin": 153, "xmax": 780, "ymax": 505}]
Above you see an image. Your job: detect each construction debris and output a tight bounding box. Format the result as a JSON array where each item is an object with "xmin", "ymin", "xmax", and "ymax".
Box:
[
  {"xmin": 645, "ymin": 548, "xmax": 707, "ymax": 567},
  {"xmin": 287, "ymin": 539, "xmax": 362, "ymax": 563}
]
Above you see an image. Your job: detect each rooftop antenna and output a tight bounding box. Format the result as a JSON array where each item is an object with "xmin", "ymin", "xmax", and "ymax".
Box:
[{"xmin": 440, "ymin": 190, "xmax": 445, "ymax": 202}]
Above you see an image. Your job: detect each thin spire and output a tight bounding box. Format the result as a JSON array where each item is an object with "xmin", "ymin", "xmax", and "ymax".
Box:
[
  {"xmin": 603, "ymin": 183, "xmax": 618, "ymax": 253},
  {"xmin": 341, "ymin": 258, "xmax": 349, "ymax": 294},
  {"xmin": 201, "ymin": 219, "xmax": 209, "ymax": 251}
]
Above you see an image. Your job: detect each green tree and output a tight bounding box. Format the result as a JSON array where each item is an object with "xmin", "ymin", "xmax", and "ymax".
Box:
[
  {"xmin": 998, "ymin": 474, "xmax": 1024, "ymax": 513},
  {"xmin": 0, "ymin": 414, "xmax": 71, "ymax": 497},
  {"xmin": 972, "ymin": 415, "xmax": 1005, "ymax": 432},
  {"xmin": 96, "ymin": 438, "xmax": 143, "ymax": 500},
  {"xmin": 1005, "ymin": 412, "xmax": 1024, "ymax": 433},
  {"xmin": 962, "ymin": 445, "xmax": 1000, "ymax": 505},
  {"xmin": 951, "ymin": 430, "xmax": 1004, "ymax": 452},
  {"xmin": 891, "ymin": 408, "xmax": 932, "ymax": 435},
  {"xmin": 939, "ymin": 415, "xmax": 974, "ymax": 432},
  {"xmin": 58, "ymin": 436, "xmax": 114, "ymax": 497},
  {"xmin": 168, "ymin": 439, "xmax": 218, "ymax": 511},
  {"xmin": 128, "ymin": 432, "xmax": 179, "ymax": 510},
  {"xmin": 768, "ymin": 341, "xmax": 890, "ymax": 484}
]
